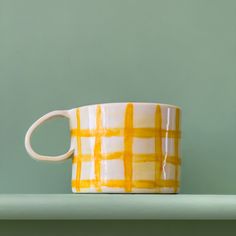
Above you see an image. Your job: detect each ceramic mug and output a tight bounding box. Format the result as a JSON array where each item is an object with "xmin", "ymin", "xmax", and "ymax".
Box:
[{"xmin": 25, "ymin": 102, "xmax": 181, "ymax": 193}]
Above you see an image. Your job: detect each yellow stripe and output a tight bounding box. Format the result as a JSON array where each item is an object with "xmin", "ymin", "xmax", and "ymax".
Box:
[
  {"xmin": 71, "ymin": 179, "xmax": 179, "ymax": 189},
  {"xmin": 133, "ymin": 154, "xmax": 181, "ymax": 165},
  {"xmin": 101, "ymin": 180, "xmax": 125, "ymax": 188},
  {"xmin": 72, "ymin": 180, "xmax": 97, "ymax": 188},
  {"xmin": 124, "ymin": 103, "xmax": 133, "ymax": 192},
  {"xmin": 71, "ymin": 128, "xmax": 124, "ymax": 137},
  {"xmin": 155, "ymin": 105, "xmax": 162, "ymax": 191},
  {"xmin": 72, "ymin": 152, "xmax": 123, "ymax": 162},
  {"xmin": 74, "ymin": 109, "xmax": 82, "ymax": 192},
  {"xmin": 72, "ymin": 153, "xmax": 181, "ymax": 165},
  {"xmin": 72, "ymin": 180, "xmax": 124, "ymax": 188},
  {"xmin": 94, "ymin": 105, "xmax": 102, "ymax": 192},
  {"xmin": 174, "ymin": 108, "xmax": 180, "ymax": 192},
  {"xmin": 132, "ymin": 180, "xmax": 179, "ymax": 189},
  {"xmin": 132, "ymin": 180, "xmax": 156, "ymax": 189},
  {"xmin": 71, "ymin": 128, "xmax": 180, "ymax": 139}
]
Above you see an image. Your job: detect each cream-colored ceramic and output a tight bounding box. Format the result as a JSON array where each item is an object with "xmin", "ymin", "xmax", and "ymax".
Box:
[{"xmin": 25, "ymin": 103, "xmax": 181, "ymax": 193}]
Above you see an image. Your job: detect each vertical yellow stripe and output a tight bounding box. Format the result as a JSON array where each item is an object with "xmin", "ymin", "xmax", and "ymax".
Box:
[
  {"xmin": 155, "ymin": 105, "xmax": 162, "ymax": 191},
  {"xmin": 174, "ymin": 108, "xmax": 180, "ymax": 192},
  {"xmin": 94, "ymin": 105, "xmax": 102, "ymax": 192},
  {"xmin": 124, "ymin": 103, "xmax": 134, "ymax": 192},
  {"xmin": 75, "ymin": 109, "xmax": 82, "ymax": 192}
]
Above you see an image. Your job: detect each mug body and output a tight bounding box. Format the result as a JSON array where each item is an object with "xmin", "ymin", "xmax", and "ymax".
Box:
[{"xmin": 69, "ymin": 103, "xmax": 181, "ymax": 193}]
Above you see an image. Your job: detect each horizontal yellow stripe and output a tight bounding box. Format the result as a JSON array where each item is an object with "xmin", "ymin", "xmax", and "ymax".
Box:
[
  {"xmin": 72, "ymin": 153, "xmax": 181, "ymax": 165},
  {"xmin": 71, "ymin": 128, "xmax": 181, "ymax": 139},
  {"xmin": 133, "ymin": 154, "xmax": 181, "ymax": 165},
  {"xmin": 132, "ymin": 180, "xmax": 179, "ymax": 188},
  {"xmin": 100, "ymin": 180, "xmax": 125, "ymax": 188},
  {"xmin": 72, "ymin": 180, "xmax": 97, "ymax": 188},
  {"xmin": 71, "ymin": 179, "xmax": 179, "ymax": 189},
  {"xmin": 72, "ymin": 152, "xmax": 123, "ymax": 162},
  {"xmin": 72, "ymin": 180, "xmax": 124, "ymax": 188}
]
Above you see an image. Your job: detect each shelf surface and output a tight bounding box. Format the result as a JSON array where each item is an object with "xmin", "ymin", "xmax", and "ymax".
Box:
[{"xmin": 0, "ymin": 194, "xmax": 235, "ymax": 220}]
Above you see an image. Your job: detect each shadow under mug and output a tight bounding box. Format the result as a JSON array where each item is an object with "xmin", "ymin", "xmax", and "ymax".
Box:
[{"xmin": 25, "ymin": 102, "xmax": 181, "ymax": 193}]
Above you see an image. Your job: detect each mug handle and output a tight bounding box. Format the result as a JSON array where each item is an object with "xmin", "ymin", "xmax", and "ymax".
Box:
[{"xmin": 25, "ymin": 110, "xmax": 74, "ymax": 162}]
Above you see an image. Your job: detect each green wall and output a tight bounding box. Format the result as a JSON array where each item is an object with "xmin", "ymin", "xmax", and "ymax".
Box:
[{"xmin": 0, "ymin": 0, "xmax": 236, "ymax": 194}]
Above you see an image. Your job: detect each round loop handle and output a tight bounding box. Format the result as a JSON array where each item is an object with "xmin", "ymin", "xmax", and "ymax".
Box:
[{"xmin": 25, "ymin": 110, "xmax": 74, "ymax": 161}]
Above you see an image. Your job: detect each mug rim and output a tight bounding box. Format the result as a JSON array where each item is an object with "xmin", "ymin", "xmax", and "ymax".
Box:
[{"xmin": 71, "ymin": 102, "xmax": 181, "ymax": 110}]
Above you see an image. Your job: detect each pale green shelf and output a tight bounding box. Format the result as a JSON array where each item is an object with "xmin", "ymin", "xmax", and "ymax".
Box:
[{"xmin": 0, "ymin": 194, "xmax": 235, "ymax": 220}]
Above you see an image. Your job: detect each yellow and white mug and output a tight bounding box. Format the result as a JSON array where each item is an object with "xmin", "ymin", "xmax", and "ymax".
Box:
[{"xmin": 25, "ymin": 103, "xmax": 181, "ymax": 193}]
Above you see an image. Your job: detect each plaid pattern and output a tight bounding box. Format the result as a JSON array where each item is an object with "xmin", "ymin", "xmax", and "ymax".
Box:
[{"xmin": 70, "ymin": 103, "xmax": 181, "ymax": 193}]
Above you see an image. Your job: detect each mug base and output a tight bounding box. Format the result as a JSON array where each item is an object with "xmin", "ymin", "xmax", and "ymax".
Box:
[{"xmin": 72, "ymin": 187, "xmax": 179, "ymax": 194}]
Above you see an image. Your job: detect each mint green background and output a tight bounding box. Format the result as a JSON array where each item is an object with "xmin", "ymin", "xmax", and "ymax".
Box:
[{"xmin": 0, "ymin": 0, "xmax": 236, "ymax": 194}]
